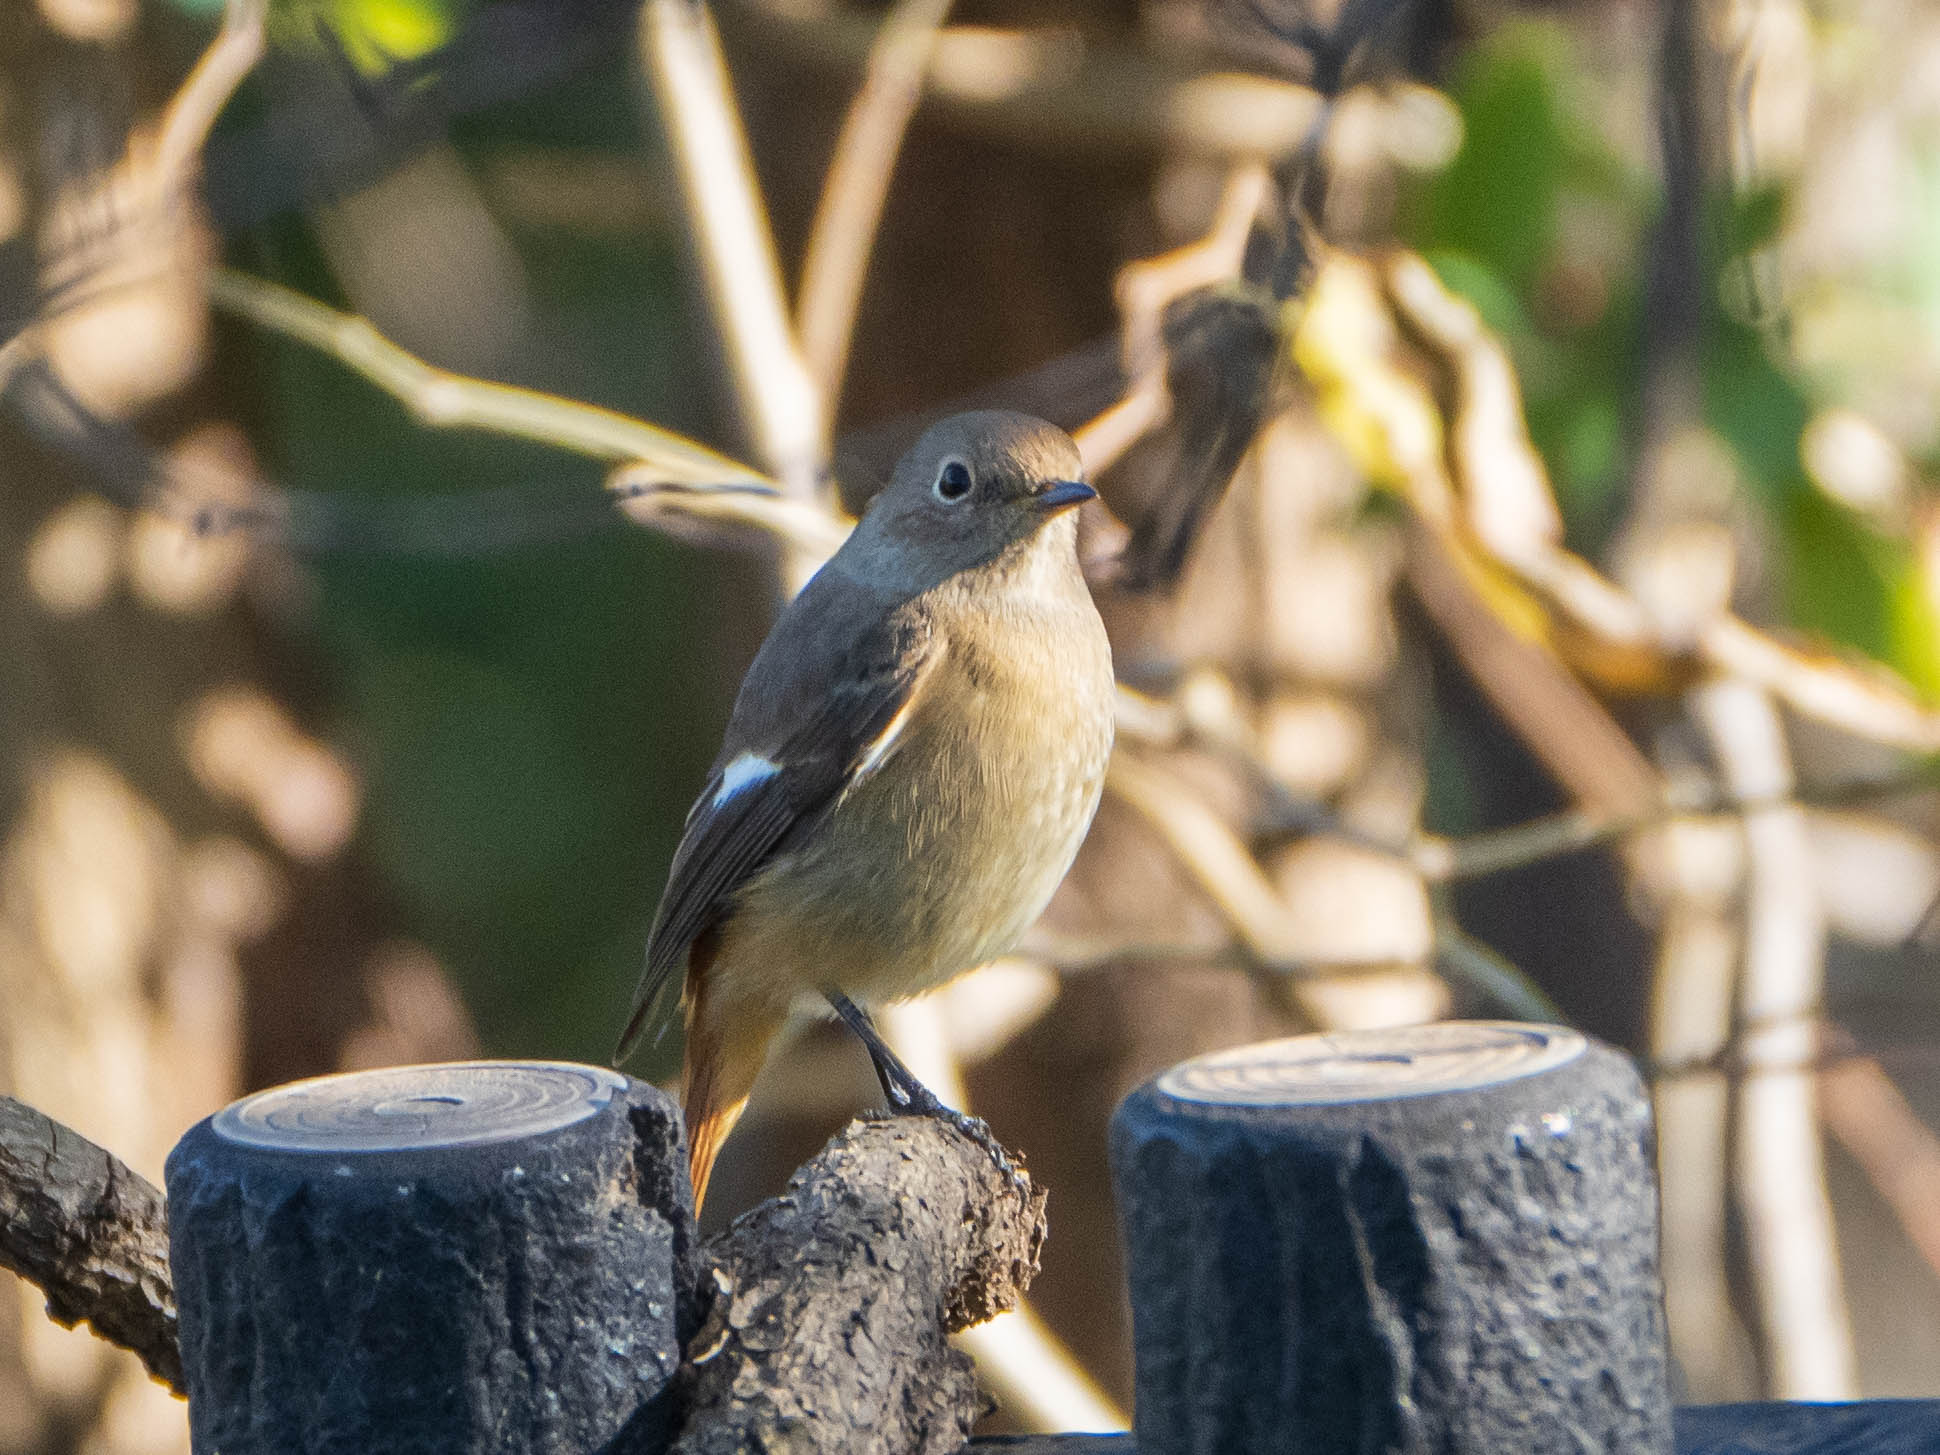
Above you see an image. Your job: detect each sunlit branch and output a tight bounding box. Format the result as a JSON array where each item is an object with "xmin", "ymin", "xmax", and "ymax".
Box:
[
  {"xmin": 797, "ymin": 0, "xmax": 960, "ymax": 417},
  {"xmin": 719, "ymin": 0, "xmax": 1325, "ymax": 160},
  {"xmin": 638, "ymin": 0, "xmax": 827, "ymax": 544},
  {"xmin": 210, "ymin": 270, "xmax": 766, "ymax": 484},
  {"xmin": 154, "ymin": 0, "xmax": 267, "ymax": 206}
]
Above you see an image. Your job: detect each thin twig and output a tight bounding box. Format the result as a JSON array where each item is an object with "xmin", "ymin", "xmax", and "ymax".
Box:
[
  {"xmin": 1431, "ymin": 916, "xmax": 1561, "ymax": 1021},
  {"xmin": 1072, "ymin": 386, "xmax": 1168, "ymax": 478},
  {"xmin": 638, "ymin": 0, "xmax": 827, "ymax": 555},
  {"xmin": 797, "ymin": 0, "xmax": 959, "ymax": 417},
  {"xmin": 1693, "ymin": 677, "xmax": 1855, "ymax": 1399},
  {"xmin": 204, "ymin": 271, "xmax": 852, "ymax": 556},
  {"xmin": 1116, "ymin": 677, "xmax": 1940, "ymax": 884},
  {"xmin": 210, "ymin": 271, "xmax": 765, "ymax": 483},
  {"xmin": 153, "ymin": 0, "xmax": 267, "ymax": 206},
  {"xmin": 1070, "ymin": 165, "xmax": 1271, "ymax": 483},
  {"xmin": 1419, "ymin": 765, "xmax": 1940, "ymax": 881},
  {"xmin": 1105, "ymin": 750, "xmax": 1316, "ymax": 974},
  {"xmin": 1819, "ymin": 1044, "xmax": 1940, "ymax": 1286},
  {"xmin": 1115, "ymin": 166, "xmax": 1270, "ymax": 384},
  {"xmin": 1648, "ymin": 870, "xmax": 1747, "ymax": 1399},
  {"xmin": 718, "ymin": 0, "xmax": 1324, "ymax": 159}
]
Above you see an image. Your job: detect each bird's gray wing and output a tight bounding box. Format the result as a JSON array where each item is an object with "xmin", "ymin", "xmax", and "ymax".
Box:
[{"xmin": 615, "ymin": 582, "xmax": 938, "ymax": 1060}]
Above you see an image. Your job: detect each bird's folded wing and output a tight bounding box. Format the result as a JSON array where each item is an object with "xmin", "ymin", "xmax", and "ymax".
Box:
[{"xmin": 615, "ymin": 593, "xmax": 939, "ymax": 1060}]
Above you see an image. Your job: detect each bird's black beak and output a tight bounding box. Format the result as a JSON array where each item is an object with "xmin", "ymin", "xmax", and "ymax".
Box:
[{"xmin": 1034, "ymin": 480, "xmax": 1097, "ymax": 513}]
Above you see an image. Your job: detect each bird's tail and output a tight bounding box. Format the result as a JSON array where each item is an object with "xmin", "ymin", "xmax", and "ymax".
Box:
[{"xmin": 681, "ymin": 977, "xmax": 781, "ymax": 1211}]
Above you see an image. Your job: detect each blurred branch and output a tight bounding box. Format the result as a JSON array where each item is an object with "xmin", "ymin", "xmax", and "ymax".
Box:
[
  {"xmin": 1403, "ymin": 520, "xmax": 1665, "ymax": 818},
  {"xmin": 210, "ymin": 272, "xmax": 767, "ymax": 484},
  {"xmin": 1072, "ymin": 387, "xmax": 1168, "ymax": 479},
  {"xmin": 1627, "ymin": 0, "xmax": 1709, "ymax": 522},
  {"xmin": 7, "ymin": 288, "xmax": 849, "ymax": 559},
  {"xmin": 1648, "ymin": 858, "xmax": 1747, "ymax": 1400},
  {"xmin": 1118, "ymin": 680, "xmax": 1938, "ymax": 881},
  {"xmin": 797, "ymin": 0, "xmax": 960, "ymax": 417},
  {"xmin": 1698, "ymin": 617, "xmax": 1940, "ymax": 755},
  {"xmin": 1081, "ymin": 166, "xmax": 1284, "ymax": 587},
  {"xmin": 1115, "ymin": 166, "xmax": 1270, "ymax": 387},
  {"xmin": 638, "ymin": 0, "xmax": 828, "ymax": 556},
  {"xmin": 0, "ymin": 329, "xmax": 33, "ymax": 397},
  {"xmin": 154, "ymin": 0, "xmax": 267, "ymax": 205},
  {"xmin": 719, "ymin": 0, "xmax": 1323, "ymax": 159},
  {"xmin": 1819, "ymin": 1042, "xmax": 1940, "ymax": 1288},
  {"xmin": 1104, "ymin": 738, "xmax": 1551, "ymax": 1023},
  {"xmin": 0, "ymin": 1098, "xmax": 182, "ymax": 1395},
  {"xmin": 198, "ymin": 0, "xmax": 642, "ymax": 232},
  {"xmin": 1424, "ymin": 764, "xmax": 1940, "ymax": 880},
  {"xmin": 1431, "ymin": 916, "xmax": 1561, "ymax": 1022},
  {"xmin": 1693, "ymin": 678, "xmax": 1854, "ymax": 1399},
  {"xmin": 1105, "ymin": 750, "xmax": 1317, "ymax": 975},
  {"xmin": 201, "ymin": 271, "xmax": 852, "ymax": 557},
  {"xmin": 1294, "ymin": 248, "xmax": 1940, "ymax": 759},
  {"xmin": 608, "ymin": 472, "xmax": 852, "ymax": 559}
]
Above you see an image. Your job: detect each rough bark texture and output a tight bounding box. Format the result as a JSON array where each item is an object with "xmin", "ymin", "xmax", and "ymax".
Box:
[
  {"xmin": 0, "ymin": 1097, "xmax": 181, "ymax": 1394},
  {"xmin": 1673, "ymin": 1401, "xmax": 1940, "ymax": 1454},
  {"xmin": 1110, "ymin": 1026, "xmax": 1673, "ymax": 1455},
  {"xmin": 965, "ymin": 1402, "xmax": 1940, "ymax": 1455},
  {"xmin": 674, "ymin": 1115, "xmax": 1047, "ymax": 1455},
  {"xmin": 164, "ymin": 1066, "xmax": 694, "ymax": 1455}
]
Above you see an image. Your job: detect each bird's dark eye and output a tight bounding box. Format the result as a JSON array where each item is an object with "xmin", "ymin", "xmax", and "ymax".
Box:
[{"xmin": 933, "ymin": 458, "xmax": 973, "ymax": 503}]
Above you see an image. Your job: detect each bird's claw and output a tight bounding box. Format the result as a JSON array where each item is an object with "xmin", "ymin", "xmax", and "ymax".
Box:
[{"xmin": 826, "ymin": 990, "xmax": 1032, "ymax": 1198}]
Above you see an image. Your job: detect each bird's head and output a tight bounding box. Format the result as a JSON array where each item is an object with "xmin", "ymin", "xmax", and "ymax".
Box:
[{"xmin": 845, "ymin": 411, "xmax": 1095, "ymax": 593}]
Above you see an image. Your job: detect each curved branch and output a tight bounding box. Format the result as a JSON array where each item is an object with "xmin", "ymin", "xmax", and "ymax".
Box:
[
  {"xmin": 677, "ymin": 1114, "xmax": 1046, "ymax": 1454},
  {"xmin": 0, "ymin": 1097, "xmax": 182, "ymax": 1394}
]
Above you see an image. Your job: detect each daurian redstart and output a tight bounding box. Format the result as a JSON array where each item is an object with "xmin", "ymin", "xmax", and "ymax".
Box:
[{"xmin": 617, "ymin": 411, "xmax": 1114, "ymax": 1206}]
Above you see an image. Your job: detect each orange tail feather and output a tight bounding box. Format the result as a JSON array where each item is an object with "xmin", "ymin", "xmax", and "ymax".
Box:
[
  {"xmin": 682, "ymin": 1042, "xmax": 757, "ymax": 1211},
  {"xmin": 680, "ymin": 966, "xmax": 782, "ymax": 1211}
]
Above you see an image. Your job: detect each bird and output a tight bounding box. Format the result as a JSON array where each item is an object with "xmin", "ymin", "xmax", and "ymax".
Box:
[{"xmin": 615, "ymin": 410, "xmax": 1115, "ymax": 1208}]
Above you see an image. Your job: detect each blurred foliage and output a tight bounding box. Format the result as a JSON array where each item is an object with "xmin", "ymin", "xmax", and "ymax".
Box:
[
  {"xmin": 1405, "ymin": 17, "xmax": 1940, "ymax": 705},
  {"xmin": 1406, "ymin": 21, "xmax": 1646, "ymax": 543}
]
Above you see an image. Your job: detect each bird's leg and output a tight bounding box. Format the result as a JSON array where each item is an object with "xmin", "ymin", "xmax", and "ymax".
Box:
[
  {"xmin": 823, "ymin": 992, "xmax": 1029, "ymax": 1191},
  {"xmin": 824, "ymin": 991, "xmax": 944, "ymax": 1113}
]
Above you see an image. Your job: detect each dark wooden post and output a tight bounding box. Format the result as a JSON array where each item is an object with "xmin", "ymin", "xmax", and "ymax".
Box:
[
  {"xmin": 164, "ymin": 1061, "xmax": 697, "ymax": 1455},
  {"xmin": 1109, "ymin": 1021, "xmax": 1674, "ymax": 1455}
]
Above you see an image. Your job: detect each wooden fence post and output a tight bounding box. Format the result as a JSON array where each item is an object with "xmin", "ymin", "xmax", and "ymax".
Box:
[
  {"xmin": 164, "ymin": 1060, "xmax": 696, "ymax": 1455},
  {"xmin": 1108, "ymin": 1021, "xmax": 1674, "ymax": 1455}
]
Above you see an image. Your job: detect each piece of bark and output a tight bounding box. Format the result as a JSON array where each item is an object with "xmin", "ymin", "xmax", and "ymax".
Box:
[
  {"xmin": 674, "ymin": 1114, "xmax": 1047, "ymax": 1455},
  {"xmin": 0, "ymin": 1096, "xmax": 182, "ymax": 1393}
]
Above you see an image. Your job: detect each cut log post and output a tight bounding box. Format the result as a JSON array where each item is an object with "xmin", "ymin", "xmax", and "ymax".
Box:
[
  {"xmin": 164, "ymin": 1061, "xmax": 696, "ymax": 1455},
  {"xmin": 1109, "ymin": 1021, "xmax": 1674, "ymax": 1455}
]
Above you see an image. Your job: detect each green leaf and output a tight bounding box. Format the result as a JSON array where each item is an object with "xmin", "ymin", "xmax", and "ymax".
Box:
[
  {"xmin": 1412, "ymin": 23, "xmax": 1572, "ymax": 289},
  {"xmin": 1784, "ymin": 490, "xmax": 1940, "ymax": 702}
]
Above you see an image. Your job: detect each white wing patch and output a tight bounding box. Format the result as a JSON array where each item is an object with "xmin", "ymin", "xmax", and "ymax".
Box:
[
  {"xmin": 854, "ymin": 695, "xmax": 918, "ymax": 780},
  {"xmin": 713, "ymin": 752, "xmax": 781, "ymax": 806}
]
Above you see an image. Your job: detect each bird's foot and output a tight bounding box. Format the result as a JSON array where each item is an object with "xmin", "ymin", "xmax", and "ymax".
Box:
[{"xmin": 824, "ymin": 991, "xmax": 1031, "ymax": 1198}]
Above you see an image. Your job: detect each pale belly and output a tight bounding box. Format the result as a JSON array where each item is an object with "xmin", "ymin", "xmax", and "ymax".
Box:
[{"xmin": 715, "ymin": 618, "xmax": 1112, "ymax": 1018}]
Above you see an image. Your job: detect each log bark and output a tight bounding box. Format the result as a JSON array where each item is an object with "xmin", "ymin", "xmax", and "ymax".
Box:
[
  {"xmin": 1110, "ymin": 1021, "xmax": 1674, "ymax": 1455},
  {"xmin": 674, "ymin": 1114, "xmax": 1047, "ymax": 1455},
  {"xmin": 5, "ymin": 1087, "xmax": 1048, "ymax": 1455},
  {"xmin": 0, "ymin": 1096, "xmax": 182, "ymax": 1393}
]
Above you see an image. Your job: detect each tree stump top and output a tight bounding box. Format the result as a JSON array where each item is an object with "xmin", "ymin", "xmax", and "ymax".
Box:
[
  {"xmin": 1153, "ymin": 1020, "xmax": 1587, "ymax": 1107},
  {"xmin": 209, "ymin": 1060, "xmax": 631, "ymax": 1153}
]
